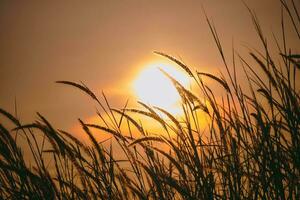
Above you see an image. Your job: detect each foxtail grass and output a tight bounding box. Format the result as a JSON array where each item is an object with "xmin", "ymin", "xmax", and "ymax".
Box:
[{"xmin": 0, "ymin": 1, "xmax": 299, "ymax": 199}]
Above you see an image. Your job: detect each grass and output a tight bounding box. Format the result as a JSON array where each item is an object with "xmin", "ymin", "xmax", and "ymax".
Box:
[{"xmin": 0, "ymin": 1, "xmax": 299, "ymax": 199}]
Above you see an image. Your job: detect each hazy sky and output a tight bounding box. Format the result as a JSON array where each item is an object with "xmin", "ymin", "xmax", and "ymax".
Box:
[{"xmin": 0, "ymin": 0, "xmax": 298, "ymax": 131}]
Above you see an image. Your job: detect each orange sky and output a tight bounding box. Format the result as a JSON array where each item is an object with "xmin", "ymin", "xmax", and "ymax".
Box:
[{"xmin": 0, "ymin": 0, "xmax": 299, "ymax": 133}]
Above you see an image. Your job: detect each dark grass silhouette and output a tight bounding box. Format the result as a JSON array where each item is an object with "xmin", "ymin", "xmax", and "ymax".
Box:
[{"xmin": 1, "ymin": 1, "xmax": 299, "ymax": 199}]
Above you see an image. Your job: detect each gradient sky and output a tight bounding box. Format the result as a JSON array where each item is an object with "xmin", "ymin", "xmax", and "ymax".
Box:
[{"xmin": 0, "ymin": 0, "xmax": 298, "ymax": 131}]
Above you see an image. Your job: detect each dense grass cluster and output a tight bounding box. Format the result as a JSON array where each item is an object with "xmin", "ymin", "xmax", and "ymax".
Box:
[{"xmin": 1, "ymin": 1, "xmax": 299, "ymax": 199}]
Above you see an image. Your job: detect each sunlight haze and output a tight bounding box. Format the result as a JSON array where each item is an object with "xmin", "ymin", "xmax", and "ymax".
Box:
[
  {"xmin": 133, "ymin": 62, "xmax": 190, "ymax": 115},
  {"xmin": 0, "ymin": 0, "xmax": 297, "ymax": 131}
]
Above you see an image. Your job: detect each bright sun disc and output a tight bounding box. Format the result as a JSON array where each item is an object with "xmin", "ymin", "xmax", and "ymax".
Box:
[{"xmin": 133, "ymin": 62, "xmax": 190, "ymax": 115}]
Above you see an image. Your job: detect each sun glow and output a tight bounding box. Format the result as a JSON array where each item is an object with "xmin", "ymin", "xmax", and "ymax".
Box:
[{"xmin": 133, "ymin": 62, "xmax": 190, "ymax": 115}]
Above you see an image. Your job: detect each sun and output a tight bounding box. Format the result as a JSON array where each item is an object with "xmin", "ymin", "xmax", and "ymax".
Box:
[{"xmin": 133, "ymin": 62, "xmax": 190, "ymax": 115}]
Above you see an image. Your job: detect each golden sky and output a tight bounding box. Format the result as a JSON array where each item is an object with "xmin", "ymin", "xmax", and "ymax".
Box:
[{"xmin": 0, "ymin": 0, "xmax": 298, "ymax": 132}]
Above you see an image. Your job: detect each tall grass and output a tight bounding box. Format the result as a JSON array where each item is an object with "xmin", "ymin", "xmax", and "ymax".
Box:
[{"xmin": 1, "ymin": 1, "xmax": 299, "ymax": 199}]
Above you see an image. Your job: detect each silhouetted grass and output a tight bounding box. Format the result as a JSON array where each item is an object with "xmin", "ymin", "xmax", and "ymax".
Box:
[{"xmin": 0, "ymin": 1, "xmax": 299, "ymax": 199}]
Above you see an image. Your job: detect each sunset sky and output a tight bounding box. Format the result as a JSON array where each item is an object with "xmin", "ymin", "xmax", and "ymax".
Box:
[{"xmin": 0, "ymin": 0, "xmax": 298, "ymax": 132}]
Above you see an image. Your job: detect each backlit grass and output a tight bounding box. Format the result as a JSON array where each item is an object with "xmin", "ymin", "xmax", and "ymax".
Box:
[{"xmin": 0, "ymin": 1, "xmax": 299, "ymax": 199}]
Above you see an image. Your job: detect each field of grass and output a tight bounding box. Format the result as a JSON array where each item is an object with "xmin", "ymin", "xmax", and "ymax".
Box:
[{"xmin": 0, "ymin": 1, "xmax": 299, "ymax": 199}]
